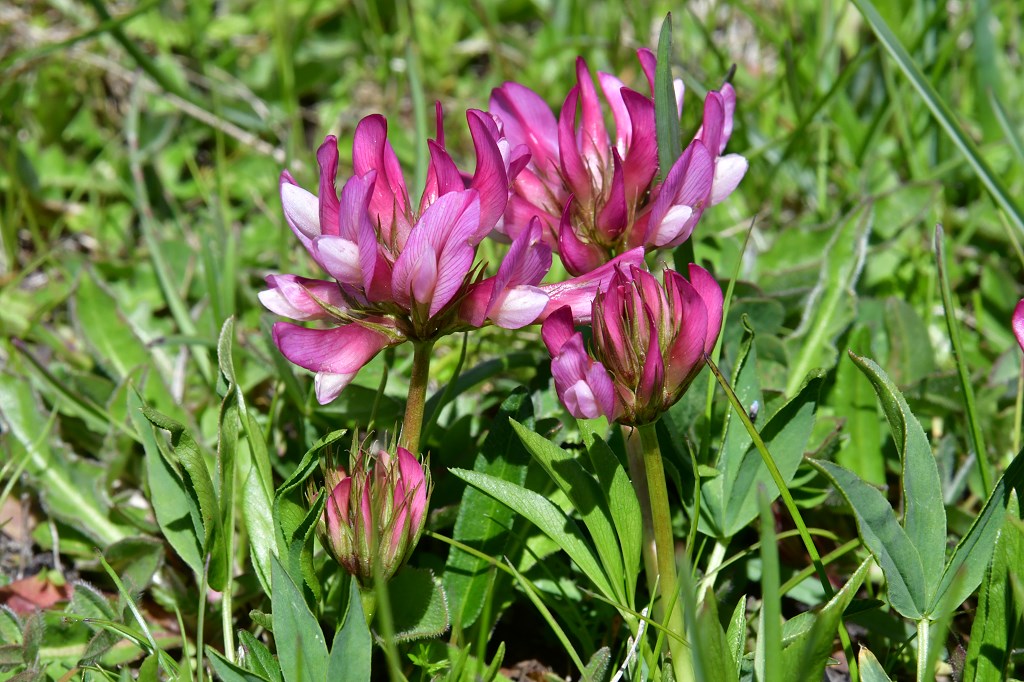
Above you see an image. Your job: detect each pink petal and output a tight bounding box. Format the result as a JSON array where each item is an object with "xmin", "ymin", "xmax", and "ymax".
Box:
[
  {"xmin": 316, "ymin": 137, "xmax": 342, "ymax": 237},
  {"xmin": 638, "ymin": 315, "xmax": 665, "ymax": 410},
  {"xmin": 574, "ymin": 57, "xmax": 609, "ymax": 171},
  {"xmin": 329, "ymin": 479, "xmax": 352, "ymax": 527},
  {"xmin": 352, "ymin": 114, "xmax": 411, "ymax": 248},
  {"xmin": 280, "ymin": 177, "xmax": 320, "ymax": 247},
  {"xmin": 314, "ymin": 235, "xmax": 363, "ymax": 285},
  {"xmin": 637, "ymin": 48, "xmax": 657, "ymax": 92},
  {"xmin": 396, "ymin": 447, "xmax": 427, "ymax": 534},
  {"xmin": 259, "ymin": 274, "xmax": 346, "ymax": 320},
  {"xmin": 594, "ymin": 150, "xmax": 628, "ymax": 242},
  {"xmin": 696, "ymin": 92, "xmax": 725, "ymax": 160},
  {"xmin": 392, "ymin": 191, "xmax": 481, "ymax": 316},
  {"xmin": 558, "ymin": 87, "xmax": 592, "ymax": 203},
  {"xmin": 687, "ymin": 264, "xmax": 723, "ymax": 354},
  {"xmin": 620, "ymin": 88, "xmax": 658, "ymax": 203},
  {"xmin": 558, "ymin": 197, "xmax": 607, "ymax": 277},
  {"xmin": 541, "ymin": 305, "xmax": 576, "ymax": 355},
  {"xmin": 489, "ymin": 82, "xmax": 560, "ymax": 175},
  {"xmin": 489, "ymin": 285, "xmax": 549, "ymax": 329},
  {"xmin": 597, "ymin": 72, "xmax": 631, "ymax": 152},
  {"xmin": 467, "ymin": 109, "xmax": 511, "ymax": 232},
  {"xmin": 272, "ymin": 321, "xmax": 395, "ymax": 376},
  {"xmin": 650, "ymin": 205, "xmax": 693, "ymax": 248},
  {"xmin": 634, "ymin": 48, "xmax": 683, "ymax": 114},
  {"xmin": 663, "ymin": 272, "xmax": 710, "ymax": 389},
  {"xmin": 540, "ymin": 247, "xmax": 646, "ymax": 323},
  {"xmin": 315, "ymin": 372, "xmax": 359, "ymax": 404},
  {"xmin": 418, "ymin": 140, "xmax": 464, "ymax": 215},
  {"xmin": 709, "ymin": 154, "xmax": 748, "ymax": 206},
  {"xmin": 645, "ymin": 140, "xmax": 714, "ymax": 247},
  {"xmin": 1015, "ymin": 299, "xmax": 1024, "ymax": 353},
  {"xmin": 550, "ymin": 334, "xmax": 614, "ymax": 420},
  {"xmin": 720, "ymin": 83, "xmax": 737, "ymax": 150}
]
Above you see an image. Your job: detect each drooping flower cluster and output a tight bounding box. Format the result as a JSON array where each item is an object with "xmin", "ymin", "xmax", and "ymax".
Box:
[
  {"xmin": 542, "ymin": 264, "xmax": 723, "ymax": 426},
  {"xmin": 311, "ymin": 445, "xmax": 431, "ymax": 586},
  {"xmin": 261, "ymin": 109, "xmax": 643, "ymax": 403},
  {"xmin": 491, "ymin": 49, "xmax": 747, "ymax": 274}
]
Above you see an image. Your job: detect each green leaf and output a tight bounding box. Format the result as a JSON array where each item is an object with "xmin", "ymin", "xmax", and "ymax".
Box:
[
  {"xmin": 883, "ymin": 297, "xmax": 934, "ymax": 385},
  {"xmin": 240, "ymin": 419, "xmax": 277, "ymax": 595},
  {"xmin": 142, "ymin": 404, "xmax": 228, "ymax": 591},
  {"xmin": 131, "ymin": 388, "xmax": 204, "ymax": 576},
  {"xmin": 653, "ymin": 13, "xmax": 681, "ymax": 180},
  {"xmin": 858, "ymin": 646, "xmax": 895, "ymax": 682},
  {"xmin": 73, "ymin": 270, "xmax": 172, "ymax": 406},
  {"xmin": 702, "ymin": 322, "xmax": 761, "ymax": 538},
  {"xmin": 811, "ymin": 459, "xmax": 926, "ymax": 619},
  {"xmin": 693, "ymin": 590, "xmax": 737, "ymax": 682},
  {"xmin": 327, "ymin": 580, "xmax": 371, "ymax": 682},
  {"xmin": 780, "ymin": 557, "xmax": 870, "ymax": 679},
  {"xmin": 444, "ymin": 389, "xmax": 533, "ymax": 628},
  {"xmin": 273, "ymin": 429, "xmax": 346, "ymax": 599},
  {"xmin": 962, "ymin": 494, "xmax": 1023, "ymax": 682},
  {"xmin": 271, "ymin": 555, "xmax": 327, "ymax": 682},
  {"xmin": 931, "ymin": 448, "xmax": 1024, "ymax": 616},
  {"xmin": 449, "ymin": 468, "xmax": 614, "ymax": 600},
  {"xmin": 238, "ymin": 631, "xmax": 283, "ymax": 682},
  {"xmin": 725, "ymin": 595, "xmax": 747, "ymax": 675},
  {"xmin": 584, "ymin": 435, "xmax": 641, "ymax": 604},
  {"xmin": 0, "ymin": 376, "xmax": 126, "ymax": 546},
  {"xmin": 389, "ymin": 566, "xmax": 450, "ymax": 642},
  {"xmin": 834, "ymin": 328, "xmax": 884, "ymax": 485},
  {"xmin": 723, "ymin": 371, "xmax": 822, "ymax": 536},
  {"xmin": 850, "ymin": 353, "xmax": 945, "ymax": 596},
  {"xmin": 207, "ymin": 647, "xmax": 270, "ymax": 682},
  {"xmin": 786, "ymin": 204, "xmax": 872, "ymax": 396},
  {"xmin": 581, "ymin": 647, "xmax": 611, "ymax": 682},
  {"xmin": 511, "ymin": 420, "xmax": 626, "ymax": 603}
]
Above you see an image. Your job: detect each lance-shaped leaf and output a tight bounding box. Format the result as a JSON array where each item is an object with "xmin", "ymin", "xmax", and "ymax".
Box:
[
  {"xmin": 931, "ymin": 451, "xmax": 1024, "ymax": 616},
  {"xmin": 850, "ymin": 352, "xmax": 945, "ymax": 598},
  {"xmin": 811, "ymin": 459, "xmax": 926, "ymax": 619},
  {"xmin": 449, "ymin": 468, "xmax": 614, "ymax": 601},
  {"xmin": 511, "ymin": 420, "xmax": 627, "ymax": 604}
]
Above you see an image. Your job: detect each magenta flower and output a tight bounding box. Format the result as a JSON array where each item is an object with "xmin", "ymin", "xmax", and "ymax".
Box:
[
  {"xmin": 312, "ymin": 446, "xmax": 430, "ymax": 586},
  {"xmin": 490, "ymin": 49, "xmax": 747, "ymax": 275},
  {"xmin": 262, "ymin": 110, "xmax": 646, "ymax": 403},
  {"xmin": 542, "ymin": 264, "xmax": 723, "ymax": 425}
]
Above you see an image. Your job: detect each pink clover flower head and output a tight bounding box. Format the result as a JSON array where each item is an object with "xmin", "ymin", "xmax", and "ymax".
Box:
[
  {"xmin": 1014, "ymin": 299, "xmax": 1024, "ymax": 353},
  {"xmin": 313, "ymin": 445, "xmax": 431, "ymax": 587},
  {"xmin": 542, "ymin": 263, "xmax": 723, "ymax": 425},
  {"xmin": 263, "ymin": 108, "xmax": 556, "ymax": 403},
  {"xmin": 490, "ymin": 49, "xmax": 747, "ymax": 275}
]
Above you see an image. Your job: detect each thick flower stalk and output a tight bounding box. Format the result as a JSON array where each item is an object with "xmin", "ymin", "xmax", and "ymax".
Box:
[
  {"xmin": 491, "ymin": 49, "xmax": 748, "ymax": 275},
  {"xmin": 261, "ymin": 109, "xmax": 645, "ymax": 405},
  {"xmin": 542, "ymin": 263, "xmax": 723, "ymax": 425},
  {"xmin": 312, "ymin": 445, "xmax": 431, "ymax": 589}
]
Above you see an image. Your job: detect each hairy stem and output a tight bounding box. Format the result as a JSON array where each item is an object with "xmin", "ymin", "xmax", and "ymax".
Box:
[{"xmin": 401, "ymin": 340, "xmax": 434, "ymax": 453}]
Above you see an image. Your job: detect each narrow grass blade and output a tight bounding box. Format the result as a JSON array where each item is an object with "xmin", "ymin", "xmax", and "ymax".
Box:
[
  {"xmin": 851, "ymin": 0, "xmax": 1024, "ymax": 238},
  {"xmin": 934, "ymin": 225, "xmax": 991, "ymax": 496}
]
